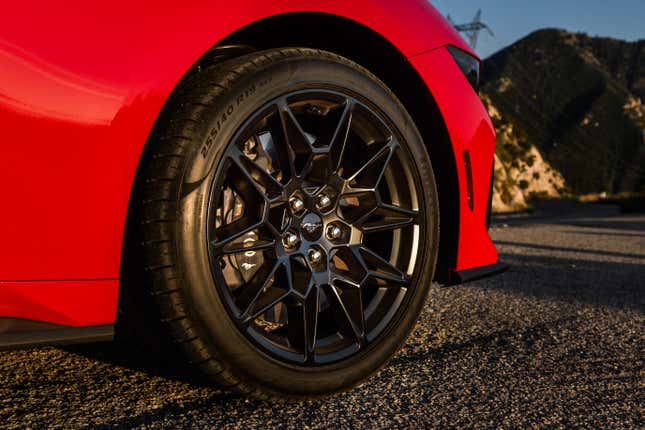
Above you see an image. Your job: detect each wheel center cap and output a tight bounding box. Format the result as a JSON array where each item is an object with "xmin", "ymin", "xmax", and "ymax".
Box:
[{"xmin": 300, "ymin": 213, "xmax": 323, "ymax": 241}]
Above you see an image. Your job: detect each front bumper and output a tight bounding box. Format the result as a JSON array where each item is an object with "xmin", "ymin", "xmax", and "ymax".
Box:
[
  {"xmin": 448, "ymin": 261, "xmax": 509, "ymax": 286},
  {"xmin": 409, "ymin": 47, "xmax": 500, "ymax": 274}
]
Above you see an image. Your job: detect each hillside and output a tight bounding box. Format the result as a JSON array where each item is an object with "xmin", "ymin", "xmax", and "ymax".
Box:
[{"xmin": 481, "ymin": 29, "xmax": 645, "ymax": 211}]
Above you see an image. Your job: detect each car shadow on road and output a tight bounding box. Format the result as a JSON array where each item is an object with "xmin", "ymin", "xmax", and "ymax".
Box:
[
  {"xmin": 63, "ymin": 338, "xmax": 216, "ymax": 389},
  {"xmin": 492, "ymin": 199, "xmax": 645, "ymax": 232},
  {"xmin": 561, "ymin": 218, "xmax": 645, "ymax": 232},
  {"xmin": 487, "ymin": 252, "xmax": 644, "ymax": 313},
  {"xmin": 72, "ymin": 386, "xmax": 240, "ymax": 430},
  {"xmin": 495, "ymin": 240, "xmax": 645, "ymax": 260},
  {"xmin": 388, "ymin": 314, "xmax": 579, "ymax": 368},
  {"xmin": 561, "ymin": 230, "xmax": 645, "ymax": 238}
]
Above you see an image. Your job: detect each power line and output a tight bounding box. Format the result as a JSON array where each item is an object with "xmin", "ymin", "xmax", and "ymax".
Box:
[{"xmin": 448, "ymin": 9, "xmax": 494, "ymax": 50}]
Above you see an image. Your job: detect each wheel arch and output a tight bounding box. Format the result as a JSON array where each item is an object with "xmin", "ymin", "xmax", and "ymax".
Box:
[{"xmin": 120, "ymin": 12, "xmax": 460, "ymax": 314}]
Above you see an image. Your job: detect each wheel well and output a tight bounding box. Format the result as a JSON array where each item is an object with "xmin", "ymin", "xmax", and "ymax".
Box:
[
  {"xmin": 213, "ymin": 13, "xmax": 459, "ymax": 280},
  {"xmin": 122, "ymin": 12, "xmax": 460, "ymax": 288}
]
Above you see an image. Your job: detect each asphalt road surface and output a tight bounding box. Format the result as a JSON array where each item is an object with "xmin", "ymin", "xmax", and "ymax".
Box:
[{"xmin": 1, "ymin": 203, "xmax": 643, "ymax": 429}]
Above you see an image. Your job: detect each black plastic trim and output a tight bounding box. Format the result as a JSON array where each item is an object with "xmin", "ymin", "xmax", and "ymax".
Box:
[
  {"xmin": 486, "ymin": 159, "xmax": 495, "ymax": 229},
  {"xmin": 463, "ymin": 150, "xmax": 474, "ymax": 211},
  {"xmin": 449, "ymin": 261, "xmax": 509, "ymax": 286},
  {"xmin": 447, "ymin": 45, "xmax": 480, "ymax": 92},
  {"xmin": 0, "ymin": 320, "xmax": 113, "ymax": 351}
]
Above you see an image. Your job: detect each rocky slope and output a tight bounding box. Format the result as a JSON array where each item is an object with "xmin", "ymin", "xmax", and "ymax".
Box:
[
  {"xmin": 483, "ymin": 95, "xmax": 565, "ymax": 212},
  {"xmin": 481, "ymin": 29, "xmax": 645, "ymax": 212}
]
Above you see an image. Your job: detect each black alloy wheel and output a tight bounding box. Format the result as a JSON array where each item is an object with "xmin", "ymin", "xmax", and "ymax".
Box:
[
  {"xmin": 140, "ymin": 48, "xmax": 439, "ymax": 399},
  {"xmin": 209, "ymin": 90, "xmax": 425, "ymax": 365}
]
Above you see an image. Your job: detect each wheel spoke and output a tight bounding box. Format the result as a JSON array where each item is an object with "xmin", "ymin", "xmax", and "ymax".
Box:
[
  {"xmin": 306, "ymin": 153, "xmax": 334, "ymax": 185},
  {"xmin": 353, "ymin": 204, "xmax": 379, "ymax": 227},
  {"xmin": 326, "ymin": 281, "xmax": 365, "ymax": 346},
  {"xmin": 303, "ymin": 287, "xmax": 320, "ymax": 360},
  {"xmin": 211, "ymin": 219, "xmax": 264, "ymax": 250},
  {"xmin": 361, "ymin": 204, "xmax": 419, "ymax": 233},
  {"xmin": 236, "ymin": 260, "xmax": 282, "ymax": 319},
  {"xmin": 331, "ymin": 246, "xmax": 368, "ymax": 284},
  {"xmin": 285, "ymin": 301, "xmax": 305, "ymax": 351},
  {"xmin": 242, "ymin": 289, "xmax": 291, "ymax": 324},
  {"xmin": 219, "ymin": 239, "xmax": 275, "ymax": 255},
  {"xmin": 348, "ymin": 139, "xmax": 397, "ymax": 190},
  {"xmin": 338, "ymin": 191, "xmax": 378, "ymax": 225},
  {"xmin": 223, "ymin": 158, "xmax": 268, "ymax": 208},
  {"xmin": 328, "ymin": 101, "xmax": 353, "ymax": 173},
  {"xmin": 289, "ymin": 255, "xmax": 313, "ymax": 296},
  {"xmin": 277, "ymin": 100, "xmax": 313, "ymax": 176},
  {"xmin": 358, "ymin": 246, "xmax": 409, "ymax": 285},
  {"xmin": 264, "ymin": 107, "xmax": 297, "ymax": 180},
  {"xmin": 266, "ymin": 201, "xmax": 292, "ymax": 236},
  {"xmin": 378, "ymin": 203, "xmax": 418, "ymax": 218},
  {"xmin": 361, "ymin": 217, "xmax": 415, "ymax": 233},
  {"xmin": 231, "ymin": 148, "xmax": 284, "ymax": 197}
]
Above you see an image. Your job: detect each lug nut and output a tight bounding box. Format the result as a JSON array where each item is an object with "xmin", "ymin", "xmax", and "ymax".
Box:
[
  {"xmin": 308, "ymin": 248, "xmax": 323, "ymax": 265},
  {"xmin": 290, "ymin": 196, "xmax": 305, "ymax": 213},
  {"xmin": 282, "ymin": 232, "xmax": 299, "ymax": 249},
  {"xmin": 317, "ymin": 194, "xmax": 332, "ymax": 210},
  {"xmin": 326, "ymin": 224, "xmax": 343, "ymax": 240}
]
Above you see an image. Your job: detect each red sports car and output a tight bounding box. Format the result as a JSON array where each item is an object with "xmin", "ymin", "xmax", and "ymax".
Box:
[{"xmin": 0, "ymin": 0, "xmax": 505, "ymax": 398}]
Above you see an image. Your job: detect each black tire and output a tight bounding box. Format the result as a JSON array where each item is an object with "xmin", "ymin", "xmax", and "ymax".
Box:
[{"xmin": 139, "ymin": 48, "xmax": 439, "ymax": 400}]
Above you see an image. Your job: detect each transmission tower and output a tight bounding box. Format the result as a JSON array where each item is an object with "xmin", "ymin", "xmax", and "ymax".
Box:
[{"xmin": 447, "ymin": 9, "xmax": 494, "ymax": 50}]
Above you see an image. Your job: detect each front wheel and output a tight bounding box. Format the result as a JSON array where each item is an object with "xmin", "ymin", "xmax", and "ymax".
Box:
[{"xmin": 140, "ymin": 48, "xmax": 439, "ymax": 400}]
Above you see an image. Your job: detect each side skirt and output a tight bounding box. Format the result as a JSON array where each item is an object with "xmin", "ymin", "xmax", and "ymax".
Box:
[{"xmin": 0, "ymin": 318, "xmax": 113, "ymax": 351}]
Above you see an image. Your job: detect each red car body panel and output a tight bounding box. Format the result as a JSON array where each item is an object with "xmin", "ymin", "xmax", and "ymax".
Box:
[
  {"xmin": 410, "ymin": 49, "xmax": 498, "ymax": 271},
  {"xmin": 0, "ymin": 280, "xmax": 118, "ymax": 327},
  {"xmin": 0, "ymin": 1, "xmax": 497, "ymax": 328}
]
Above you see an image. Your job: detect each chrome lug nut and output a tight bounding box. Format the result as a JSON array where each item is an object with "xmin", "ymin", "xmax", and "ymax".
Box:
[
  {"xmin": 282, "ymin": 232, "xmax": 299, "ymax": 249},
  {"xmin": 290, "ymin": 196, "xmax": 305, "ymax": 213},
  {"xmin": 326, "ymin": 224, "xmax": 343, "ymax": 240},
  {"xmin": 317, "ymin": 194, "xmax": 332, "ymax": 210},
  {"xmin": 308, "ymin": 248, "xmax": 323, "ymax": 265}
]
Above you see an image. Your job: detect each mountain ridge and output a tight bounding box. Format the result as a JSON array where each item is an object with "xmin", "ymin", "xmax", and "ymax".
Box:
[{"xmin": 480, "ymin": 28, "xmax": 645, "ymax": 211}]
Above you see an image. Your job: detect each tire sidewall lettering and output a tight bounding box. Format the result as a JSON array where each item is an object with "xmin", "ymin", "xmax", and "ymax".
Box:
[{"xmin": 200, "ymin": 78, "xmax": 271, "ymax": 158}]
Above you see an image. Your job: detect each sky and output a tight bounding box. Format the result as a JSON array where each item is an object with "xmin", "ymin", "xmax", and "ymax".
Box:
[{"xmin": 431, "ymin": 0, "xmax": 645, "ymax": 58}]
